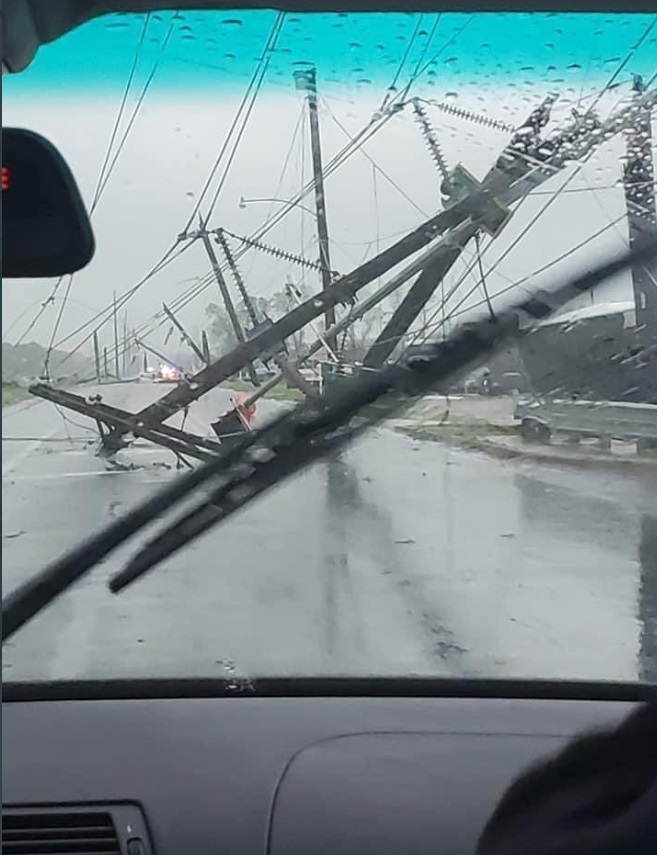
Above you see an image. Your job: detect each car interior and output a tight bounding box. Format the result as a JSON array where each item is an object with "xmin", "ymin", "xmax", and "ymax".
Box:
[{"xmin": 2, "ymin": 2, "xmax": 656, "ymax": 854}]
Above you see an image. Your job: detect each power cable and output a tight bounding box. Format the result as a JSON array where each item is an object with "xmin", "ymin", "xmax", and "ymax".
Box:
[
  {"xmin": 204, "ymin": 15, "xmax": 286, "ymax": 219},
  {"xmin": 181, "ymin": 12, "xmax": 286, "ymax": 231},
  {"xmin": 90, "ymin": 13, "xmax": 152, "ymax": 212},
  {"xmin": 321, "ymin": 97, "xmax": 429, "ymax": 217},
  {"xmin": 586, "ymin": 16, "xmax": 657, "ymax": 116},
  {"xmin": 93, "ymin": 15, "xmax": 176, "ymax": 205},
  {"xmin": 62, "ymin": 14, "xmax": 286, "ymax": 365},
  {"xmin": 403, "ymin": 211, "xmax": 628, "ymax": 352},
  {"xmin": 13, "ymin": 14, "xmax": 157, "ymax": 348}
]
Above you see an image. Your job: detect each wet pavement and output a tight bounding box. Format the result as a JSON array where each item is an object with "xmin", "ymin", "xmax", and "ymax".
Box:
[{"xmin": 2, "ymin": 381, "xmax": 657, "ymax": 684}]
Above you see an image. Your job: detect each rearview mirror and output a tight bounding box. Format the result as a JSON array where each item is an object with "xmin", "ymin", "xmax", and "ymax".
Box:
[{"xmin": 2, "ymin": 128, "xmax": 95, "ymax": 278}]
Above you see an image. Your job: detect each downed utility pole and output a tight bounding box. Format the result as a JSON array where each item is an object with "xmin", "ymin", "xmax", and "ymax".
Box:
[
  {"xmin": 360, "ymin": 90, "xmax": 643, "ymax": 368},
  {"xmin": 360, "ymin": 98, "xmax": 560, "ymax": 370},
  {"xmin": 193, "ymin": 214, "xmax": 260, "ymax": 386},
  {"xmin": 29, "ymin": 87, "xmax": 656, "ymax": 456},
  {"xmin": 33, "ymin": 384, "xmax": 222, "ymax": 463},
  {"xmin": 162, "ymin": 303, "xmax": 208, "ymax": 366},
  {"xmin": 213, "ymin": 229, "xmax": 319, "ymax": 403},
  {"xmin": 134, "ymin": 336, "xmax": 180, "ymax": 374}
]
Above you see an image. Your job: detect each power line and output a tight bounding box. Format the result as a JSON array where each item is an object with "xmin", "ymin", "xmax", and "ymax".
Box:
[
  {"xmin": 90, "ymin": 13, "xmax": 152, "ymax": 212},
  {"xmin": 405, "ymin": 211, "xmax": 628, "ymax": 351},
  {"xmin": 62, "ymin": 14, "xmax": 287, "ymax": 366},
  {"xmin": 384, "ymin": 13, "xmax": 425, "ymax": 102},
  {"xmin": 321, "ymin": 96, "xmax": 429, "ymax": 217},
  {"xmin": 181, "ymin": 12, "xmax": 286, "ymax": 232},
  {"xmin": 204, "ymin": 15, "xmax": 286, "ymax": 220},
  {"xmin": 51, "ymin": 240, "xmax": 191, "ymax": 367},
  {"xmin": 93, "ymin": 15, "xmax": 176, "ymax": 206},
  {"xmin": 586, "ymin": 16, "xmax": 657, "ymax": 115},
  {"xmin": 14, "ymin": 14, "xmax": 171, "ymax": 353}
]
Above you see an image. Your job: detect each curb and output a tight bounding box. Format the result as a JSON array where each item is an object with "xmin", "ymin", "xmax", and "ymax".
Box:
[
  {"xmin": 391, "ymin": 423, "xmax": 657, "ymax": 471},
  {"xmin": 473, "ymin": 437, "xmax": 657, "ymax": 471}
]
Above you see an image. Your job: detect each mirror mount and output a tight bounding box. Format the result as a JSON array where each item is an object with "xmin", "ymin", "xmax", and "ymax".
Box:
[{"xmin": 2, "ymin": 127, "xmax": 95, "ymax": 278}]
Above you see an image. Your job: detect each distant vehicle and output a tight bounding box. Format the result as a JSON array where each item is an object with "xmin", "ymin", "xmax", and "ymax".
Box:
[{"xmin": 153, "ymin": 364, "xmax": 183, "ymax": 383}]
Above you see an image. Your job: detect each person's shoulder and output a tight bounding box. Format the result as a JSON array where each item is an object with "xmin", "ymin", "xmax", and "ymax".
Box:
[{"xmin": 477, "ymin": 701, "xmax": 657, "ymax": 855}]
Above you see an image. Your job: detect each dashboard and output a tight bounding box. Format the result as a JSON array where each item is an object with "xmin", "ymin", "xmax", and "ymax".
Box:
[{"xmin": 2, "ymin": 679, "xmax": 649, "ymax": 855}]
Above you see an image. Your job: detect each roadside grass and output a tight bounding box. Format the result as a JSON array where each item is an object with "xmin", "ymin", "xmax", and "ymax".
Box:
[
  {"xmin": 394, "ymin": 419, "xmax": 519, "ymax": 449},
  {"xmin": 223, "ymin": 377, "xmax": 305, "ymax": 404},
  {"xmin": 2, "ymin": 382, "xmax": 31, "ymax": 409}
]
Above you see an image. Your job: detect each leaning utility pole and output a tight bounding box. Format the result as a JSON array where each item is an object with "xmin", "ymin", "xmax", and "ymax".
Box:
[
  {"xmin": 195, "ymin": 215, "xmax": 260, "ymax": 386},
  {"xmin": 294, "ymin": 66, "xmax": 337, "ymax": 352},
  {"xmin": 214, "ymin": 231, "xmax": 319, "ymax": 401},
  {"xmin": 162, "ymin": 303, "xmax": 208, "ymax": 366}
]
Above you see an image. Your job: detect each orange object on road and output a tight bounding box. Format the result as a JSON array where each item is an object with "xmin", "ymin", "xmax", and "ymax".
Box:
[{"xmin": 234, "ymin": 394, "xmax": 256, "ymax": 426}]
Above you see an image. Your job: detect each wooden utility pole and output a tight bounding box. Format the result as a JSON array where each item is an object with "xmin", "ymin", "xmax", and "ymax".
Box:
[
  {"xmin": 294, "ymin": 66, "xmax": 337, "ymax": 351},
  {"xmin": 112, "ymin": 290, "xmax": 120, "ymax": 380},
  {"xmin": 93, "ymin": 331, "xmax": 102, "ymax": 384},
  {"xmin": 197, "ymin": 215, "xmax": 259, "ymax": 386},
  {"xmin": 122, "ymin": 311, "xmax": 129, "ymax": 378},
  {"xmin": 201, "ymin": 330, "xmax": 211, "ymax": 366},
  {"xmin": 103, "ymin": 346, "xmax": 109, "ymax": 380}
]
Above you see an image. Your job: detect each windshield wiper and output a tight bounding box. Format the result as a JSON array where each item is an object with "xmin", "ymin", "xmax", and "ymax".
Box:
[{"xmin": 2, "ymin": 241, "xmax": 655, "ymax": 643}]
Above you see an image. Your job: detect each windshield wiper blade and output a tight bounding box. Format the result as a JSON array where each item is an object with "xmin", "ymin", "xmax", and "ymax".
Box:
[
  {"xmin": 2, "ymin": 240, "xmax": 654, "ymax": 643},
  {"xmin": 108, "ymin": 240, "xmax": 657, "ymax": 593}
]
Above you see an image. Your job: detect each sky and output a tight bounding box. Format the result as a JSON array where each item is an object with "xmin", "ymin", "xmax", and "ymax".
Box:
[{"xmin": 2, "ymin": 9, "xmax": 656, "ymax": 362}]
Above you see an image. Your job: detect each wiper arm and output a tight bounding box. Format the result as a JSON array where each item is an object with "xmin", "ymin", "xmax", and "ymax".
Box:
[
  {"xmin": 110, "ymin": 239, "xmax": 657, "ymax": 591},
  {"xmin": 2, "ymin": 241, "xmax": 654, "ymax": 643}
]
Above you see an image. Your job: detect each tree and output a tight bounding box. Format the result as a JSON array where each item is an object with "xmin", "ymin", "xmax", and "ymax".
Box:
[{"xmin": 204, "ymin": 302, "xmax": 242, "ymax": 355}]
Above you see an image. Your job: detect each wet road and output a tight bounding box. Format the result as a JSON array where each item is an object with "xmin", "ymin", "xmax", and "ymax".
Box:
[{"xmin": 3, "ymin": 381, "xmax": 657, "ymax": 684}]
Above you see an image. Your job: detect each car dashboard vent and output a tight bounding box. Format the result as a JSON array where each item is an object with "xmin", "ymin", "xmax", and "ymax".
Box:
[{"xmin": 2, "ymin": 810, "xmax": 121, "ymax": 855}]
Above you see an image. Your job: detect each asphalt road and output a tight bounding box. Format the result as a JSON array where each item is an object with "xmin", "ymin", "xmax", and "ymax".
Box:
[{"xmin": 3, "ymin": 381, "xmax": 657, "ymax": 684}]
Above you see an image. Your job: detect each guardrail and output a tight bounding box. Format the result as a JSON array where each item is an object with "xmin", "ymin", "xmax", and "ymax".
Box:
[{"xmin": 515, "ymin": 398, "xmax": 657, "ymax": 453}]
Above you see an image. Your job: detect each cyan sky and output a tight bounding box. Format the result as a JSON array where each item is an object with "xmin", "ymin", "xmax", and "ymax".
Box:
[{"xmin": 6, "ymin": 11, "xmax": 656, "ymax": 99}]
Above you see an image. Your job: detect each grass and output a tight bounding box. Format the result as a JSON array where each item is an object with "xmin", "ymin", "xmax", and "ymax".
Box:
[
  {"xmin": 223, "ymin": 377, "xmax": 305, "ymax": 404},
  {"xmin": 2, "ymin": 382, "xmax": 31, "ymax": 409},
  {"xmin": 394, "ymin": 418, "xmax": 518, "ymax": 450}
]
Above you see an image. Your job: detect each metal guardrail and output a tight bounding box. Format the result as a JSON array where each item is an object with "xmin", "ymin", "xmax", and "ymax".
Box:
[{"xmin": 515, "ymin": 398, "xmax": 657, "ymax": 446}]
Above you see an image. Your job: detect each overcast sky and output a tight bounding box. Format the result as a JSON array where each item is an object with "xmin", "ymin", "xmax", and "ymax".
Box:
[{"xmin": 3, "ymin": 10, "xmax": 655, "ymax": 357}]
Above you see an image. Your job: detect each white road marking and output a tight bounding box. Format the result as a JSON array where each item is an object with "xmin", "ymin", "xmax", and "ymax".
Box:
[
  {"xmin": 2, "ymin": 427, "xmax": 60, "ymax": 477},
  {"xmin": 3, "ymin": 470, "xmax": 161, "ymax": 482}
]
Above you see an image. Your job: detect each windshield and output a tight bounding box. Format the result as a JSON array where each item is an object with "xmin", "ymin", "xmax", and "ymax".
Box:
[{"xmin": 2, "ymin": 9, "xmax": 656, "ymax": 685}]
